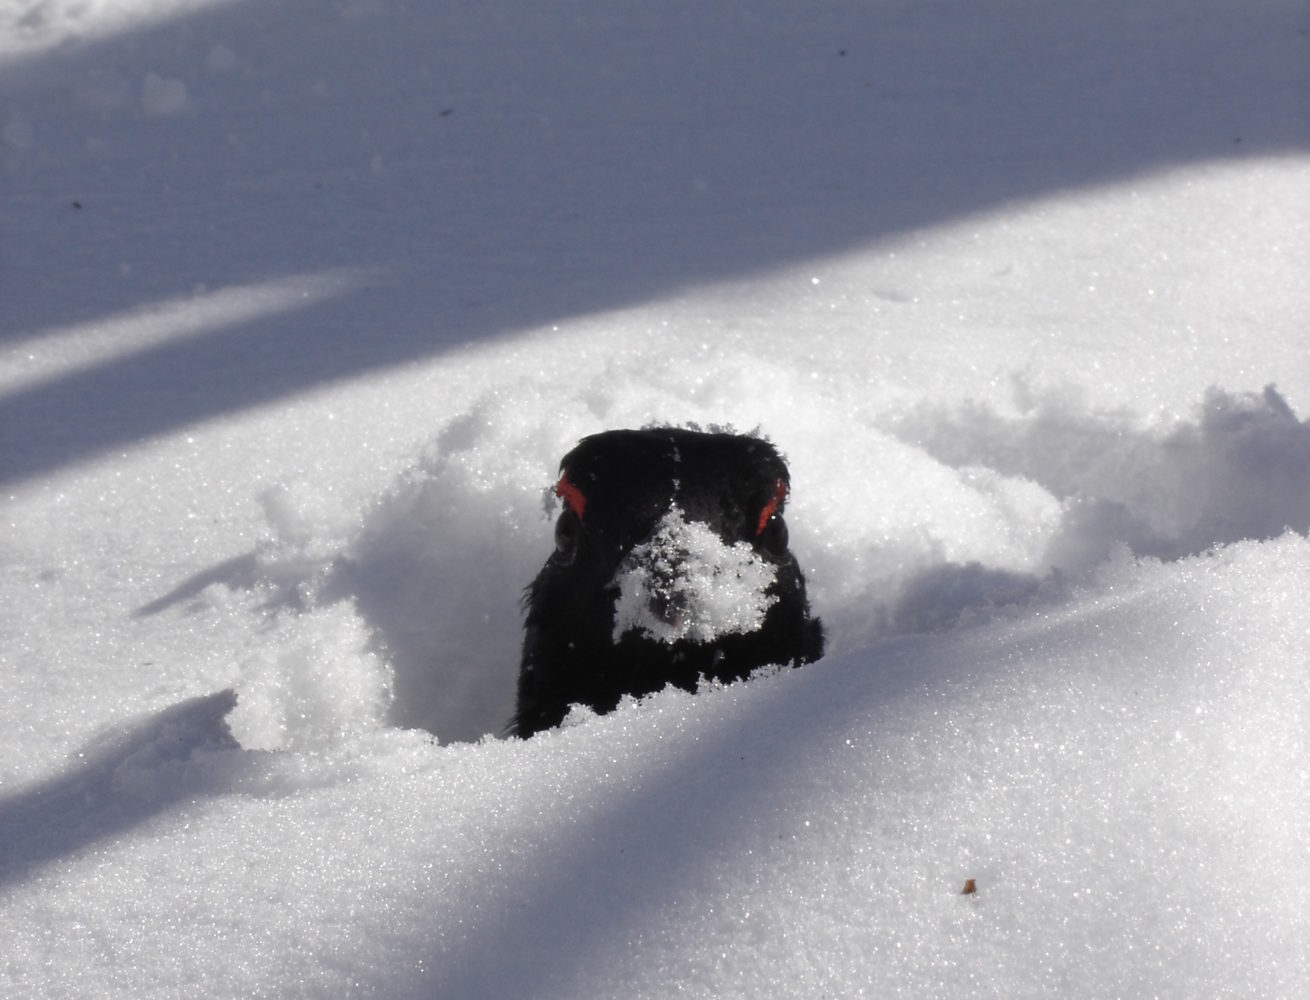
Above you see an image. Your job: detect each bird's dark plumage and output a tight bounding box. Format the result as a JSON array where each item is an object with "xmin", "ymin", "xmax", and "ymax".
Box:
[{"xmin": 512, "ymin": 427, "xmax": 824, "ymax": 737}]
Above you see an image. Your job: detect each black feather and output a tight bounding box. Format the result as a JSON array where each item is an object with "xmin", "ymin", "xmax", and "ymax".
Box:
[{"xmin": 511, "ymin": 427, "xmax": 824, "ymax": 737}]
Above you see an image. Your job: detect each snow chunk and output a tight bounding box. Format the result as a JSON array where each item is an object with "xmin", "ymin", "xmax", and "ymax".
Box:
[
  {"xmin": 228, "ymin": 608, "xmax": 392, "ymax": 751},
  {"xmin": 612, "ymin": 506, "xmax": 777, "ymax": 645}
]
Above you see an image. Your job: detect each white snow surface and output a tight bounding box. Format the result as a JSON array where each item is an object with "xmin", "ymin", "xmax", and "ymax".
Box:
[
  {"xmin": 2, "ymin": 0, "xmax": 1309, "ymax": 997},
  {"xmin": 612, "ymin": 506, "xmax": 779, "ymax": 645}
]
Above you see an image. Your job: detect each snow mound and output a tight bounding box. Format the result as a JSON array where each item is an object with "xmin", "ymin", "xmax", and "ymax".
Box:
[
  {"xmin": 888, "ymin": 381, "xmax": 1310, "ymax": 569},
  {"xmin": 201, "ymin": 380, "xmax": 1309, "ymax": 751},
  {"xmin": 804, "ymin": 382, "xmax": 1310, "ymax": 651},
  {"xmin": 612, "ymin": 506, "xmax": 778, "ymax": 645},
  {"xmin": 228, "ymin": 608, "xmax": 391, "ymax": 752}
]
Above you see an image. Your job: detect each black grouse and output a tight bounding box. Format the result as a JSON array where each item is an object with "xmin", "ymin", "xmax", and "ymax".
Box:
[{"xmin": 512, "ymin": 427, "xmax": 824, "ymax": 737}]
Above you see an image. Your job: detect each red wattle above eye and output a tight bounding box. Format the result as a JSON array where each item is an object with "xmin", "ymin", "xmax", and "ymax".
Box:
[
  {"xmin": 555, "ymin": 474, "xmax": 587, "ymax": 519},
  {"xmin": 756, "ymin": 478, "xmax": 787, "ymax": 536}
]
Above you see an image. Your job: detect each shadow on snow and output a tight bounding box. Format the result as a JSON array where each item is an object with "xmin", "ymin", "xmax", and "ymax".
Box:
[
  {"xmin": 0, "ymin": 690, "xmax": 240, "ymax": 889},
  {"xmin": 2, "ymin": 0, "xmax": 1306, "ymax": 485}
]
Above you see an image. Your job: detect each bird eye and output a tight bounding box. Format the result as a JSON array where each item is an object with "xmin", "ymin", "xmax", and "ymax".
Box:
[
  {"xmin": 555, "ymin": 474, "xmax": 587, "ymax": 519},
  {"xmin": 756, "ymin": 513, "xmax": 789, "ymax": 560},
  {"xmin": 554, "ymin": 509, "xmax": 582, "ymax": 562},
  {"xmin": 753, "ymin": 477, "xmax": 790, "ymax": 559},
  {"xmin": 754, "ymin": 478, "xmax": 788, "ymax": 536}
]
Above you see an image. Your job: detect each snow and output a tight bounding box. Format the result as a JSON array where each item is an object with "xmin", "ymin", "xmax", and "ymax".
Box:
[
  {"xmin": 612, "ymin": 506, "xmax": 779, "ymax": 645},
  {"xmin": 2, "ymin": 0, "xmax": 1308, "ymax": 997}
]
